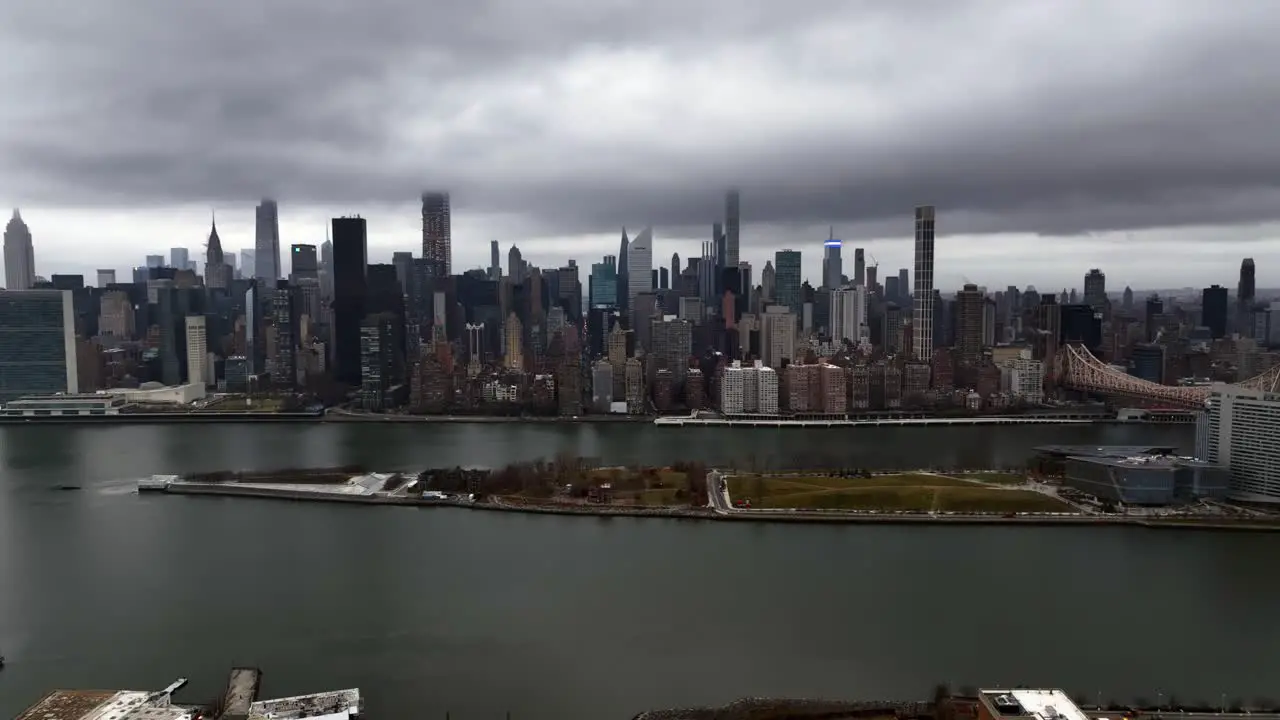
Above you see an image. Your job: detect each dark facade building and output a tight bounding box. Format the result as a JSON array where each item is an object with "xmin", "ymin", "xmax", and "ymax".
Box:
[
  {"xmin": 1202, "ymin": 284, "xmax": 1228, "ymax": 339},
  {"xmin": 332, "ymin": 216, "xmax": 368, "ymax": 385},
  {"xmin": 1129, "ymin": 343, "xmax": 1164, "ymax": 384},
  {"xmin": 1059, "ymin": 303, "xmax": 1102, "ymax": 355},
  {"xmin": 290, "ymin": 244, "xmax": 318, "ymax": 280}
]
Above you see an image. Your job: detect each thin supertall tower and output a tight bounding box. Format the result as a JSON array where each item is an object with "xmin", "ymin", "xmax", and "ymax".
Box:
[
  {"xmin": 254, "ymin": 198, "xmax": 281, "ymax": 290},
  {"xmin": 911, "ymin": 205, "xmax": 936, "ymax": 362},
  {"xmin": 724, "ymin": 189, "xmax": 740, "ymax": 268},
  {"xmin": 421, "ymin": 192, "xmax": 452, "ymax": 275}
]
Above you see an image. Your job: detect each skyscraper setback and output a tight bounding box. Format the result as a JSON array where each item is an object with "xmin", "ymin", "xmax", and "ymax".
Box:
[
  {"xmin": 3, "ymin": 209, "xmax": 35, "ymax": 290},
  {"xmin": 911, "ymin": 205, "xmax": 936, "ymax": 362},
  {"xmin": 421, "ymin": 192, "xmax": 451, "ymax": 276}
]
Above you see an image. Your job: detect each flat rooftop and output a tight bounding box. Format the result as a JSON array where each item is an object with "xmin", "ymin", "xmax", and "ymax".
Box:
[
  {"xmin": 247, "ymin": 689, "xmax": 361, "ymax": 720},
  {"xmin": 1035, "ymin": 444, "xmax": 1176, "ymax": 458},
  {"xmin": 16, "ymin": 690, "xmax": 118, "ymax": 720},
  {"xmin": 1068, "ymin": 454, "xmax": 1218, "ymax": 470},
  {"xmin": 981, "ymin": 689, "xmax": 1090, "ymax": 720}
]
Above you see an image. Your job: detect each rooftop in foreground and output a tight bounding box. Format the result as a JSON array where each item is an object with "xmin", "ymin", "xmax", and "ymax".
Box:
[
  {"xmin": 15, "ymin": 690, "xmax": 119, "ymax": 720},
  {"xmin": 1034, "ymin": 444, "xmax": 1176, "ymax": 458},
  {"xmin": 979, "ymin": 689, "xmax": 1090, "ymax": 720}
]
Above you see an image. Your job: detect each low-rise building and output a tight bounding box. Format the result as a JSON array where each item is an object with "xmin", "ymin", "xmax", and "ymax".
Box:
[
  {"xmin": 1063, "ymin": 454, "xmax": 1229, "ymax": 505},
  {"xmin": 0, "ymin": 393, "xmax": 129, "ymax": 417}
]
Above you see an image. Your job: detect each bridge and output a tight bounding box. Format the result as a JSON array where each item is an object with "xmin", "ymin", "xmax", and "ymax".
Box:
[{"xmin": 1057, "ymin": 344, "xmax": 1280, "ymax": 410}]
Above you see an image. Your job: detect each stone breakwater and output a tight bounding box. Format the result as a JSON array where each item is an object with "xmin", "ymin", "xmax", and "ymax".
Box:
[{"xmin": 631, "ymin": 698, "xmax": 933, "ymax": 720}]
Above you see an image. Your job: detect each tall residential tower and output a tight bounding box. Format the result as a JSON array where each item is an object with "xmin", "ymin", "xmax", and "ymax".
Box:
[
  {"xmin": 911, "ymin": 206, "xmax": 936, "ymax": 362},
  {"xmin": 421, "ymin": 192, "xmax": 452, "ymax": 276}
]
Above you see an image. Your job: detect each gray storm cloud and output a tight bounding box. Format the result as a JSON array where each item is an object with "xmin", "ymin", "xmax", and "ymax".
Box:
[{"xmin": 3, "ymin": 0, "xmax": 1280, "ymax": 241}]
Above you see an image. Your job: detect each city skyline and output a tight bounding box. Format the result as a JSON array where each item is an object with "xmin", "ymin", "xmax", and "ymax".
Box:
[
  {"xmin": 5, "ymin": 202, "xmax": 1279, "ymax": 294},
  {"xmin": 3, "ymin": 2, "xmax": 1280, "ymax": 289}
]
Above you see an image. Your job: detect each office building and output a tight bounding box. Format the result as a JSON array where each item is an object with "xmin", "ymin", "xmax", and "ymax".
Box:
[
  {"xmin": 589, "ymin": 256, "xmax": 618, "ymax": 308},
  {"xmin": 185, "ymin": 315, "xmax": 208, "ymax": 386},
  {"xmin": 1202, "ymin": 284, "xmax": 1228, "ymax": 339},
  {"xmin": 170, "ymin": 247, "xmax": 189, "ymax": 271},
  {"xmin": 1083, "ymin": 269, "xmax": 1106, "ymax": 312},
  {"xmin": 3, "ymin": 209, "xmax": 36, "ymax": 290},
  {"xmin": 627, "ymin": 227, "xmax": 653, "ymax": 310},
  {"xmin": 291, "ymin": 244, "xmax": 318, "ymax": 280},
  {"xmin": 853, "ymin": 248, "xmax": 865, "ymax": 287},
  {"xmin": 774, "ymin": 250, "xmax": 802, "ymax": 315},
  {"xmin": 911, "ymin": 206, "xmax": 935, "ymax": 362},
  {"xmin": 0, "ymin": 289, "xmax": 78, "ymax": 403},
  {"xmin": 421, "ymin": 191, "xmax": 451, "ymax": 275},
  {"xmin": 254, "ymin": 198, "xmax": 281, "ymax": 290},
  {"xmin": 97, "ymin": 269, "xmax": 116, "ymax": 287},
  {"xmin": 331, "ymin": 216, "xmax": 369, "ymax": 385}
]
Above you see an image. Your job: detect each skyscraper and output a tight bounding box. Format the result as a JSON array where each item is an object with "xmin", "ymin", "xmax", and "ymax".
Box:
[
  {"xmin": 240, "ymin": 249, "xmax": 256, "ymax": 279},
  {"xmin": 724, "ymin": 189, "xmax": 740, "ymax": 268},
  {"xmin": 254, "ymin": 198, "xmax": 281, "ymax": 290},
  {"xmin": 1239, "ymin": 258, "xmax": 1257, "ymax": 331},
  {"xmin": 170, "ymin": 247, "xmax": 189, "ymax": 271},
  {"xmin": 1202, "ymin": 284, "xmax": 1228, "ymax": 339},
  {"xmin": 615, "ymin": 228, "xmax": 630, "ymax": 312},
  {"xmin": 96, "ymin": 269, "xmax": 116, "ymax": 287},
  {"xmin": 489, "ymin": 240, "xmax": 501, "ymax": 280},
  {"xmin": 627, "ymin": 227, "xmax": 653, "ymax": 310},
  {"xmin": 421, "ymin": 192, "xmax": 451, "ymax": 275},
  {"xmin": 204, "ymin": 215, "xmax": 230, "ymax": 289},
  {"xmin": 0, "ymin": 289, "xmax": 78, "ymax": 402},
  {"xmin": 911, "ymin": 206, "xmax": 936, "ymax": 362},
  {"xmin": 853, "ymin": 248, "xmax": 865, "ymax": 287},
  {"xmin": 822, "ymin": 231, "xmax": 842, "ymax": 290},
  {"xmin": 774, "ymin": 250, "xmax": 802, "ymax": 315},
  {"xmin": 332, "ymin": 216, "xmax": 369, "ymax": 385},
  {"xmin": 955, "ymin": 284, "xmax": 986, "ymax": 365},
  {"xmin": 290, "ymin": 244, "xmax": 319, "ymax": 280},
  {"xmin": 3, "ymin": 209, "xmax": 36, "ymax": 290},
  {"xmin": 1083, "ymin": 268, "xmax": 1106, "ymax": 312}
]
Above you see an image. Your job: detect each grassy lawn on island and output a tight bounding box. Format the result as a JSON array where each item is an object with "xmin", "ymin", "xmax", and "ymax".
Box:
[
  {"xmin": 728, "ymin": 472, "xmax": 972, "ymax": 498},
  {"xmin": 732, "ymin": 479, "xmax": 1078, "ymax": 514},
  {"xmin": 961, "ymin": 472, "xmax": 1029, "ymax": 485}
]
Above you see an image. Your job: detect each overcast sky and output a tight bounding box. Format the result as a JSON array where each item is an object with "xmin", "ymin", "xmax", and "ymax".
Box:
[{"xmin": 3, "ymin": 0, "xmax": 1280, "ymax": 292}]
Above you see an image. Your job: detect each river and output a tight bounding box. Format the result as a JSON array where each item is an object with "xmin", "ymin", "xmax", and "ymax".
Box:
[{"xmin": 2, "ymin": 422, "xmax": 1279, "ymax": 720}]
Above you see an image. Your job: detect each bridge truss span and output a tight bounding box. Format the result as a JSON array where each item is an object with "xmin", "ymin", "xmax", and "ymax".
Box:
[{"xmin": 1057, "ymin": 344, "xmax": 1280, "ymax": 410}]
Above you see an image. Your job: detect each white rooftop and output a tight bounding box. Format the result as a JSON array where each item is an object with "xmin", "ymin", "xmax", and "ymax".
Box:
[
  {"xmin": 983, "ymin": 689, "xmax": 1090, "ymax": 720},
  {"xmin": 82, "ymin": 691, "xmax": 194, "ymax": 720}
]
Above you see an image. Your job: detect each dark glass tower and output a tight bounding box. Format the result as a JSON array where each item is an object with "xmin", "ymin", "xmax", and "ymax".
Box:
[{"xmin": 332, "ymin": 217, "xmax": 368, "ymax": 385}]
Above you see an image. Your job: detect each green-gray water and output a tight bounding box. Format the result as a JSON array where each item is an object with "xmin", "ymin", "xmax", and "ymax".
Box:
[{"xmin": 2, "ymin": 422, "xmax": 1278, "ymax": 719}]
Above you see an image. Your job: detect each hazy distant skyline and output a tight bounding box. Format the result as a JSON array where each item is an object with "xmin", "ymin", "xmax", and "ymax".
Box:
[{"xmin": 4, "ymin": 0, "xmax": 1280, "ymax": 289}]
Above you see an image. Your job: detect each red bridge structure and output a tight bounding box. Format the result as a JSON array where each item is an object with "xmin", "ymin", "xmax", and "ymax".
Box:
[{"xmin": 1057, "ymin": 343, "xmax": 1280, "ymax": 410}]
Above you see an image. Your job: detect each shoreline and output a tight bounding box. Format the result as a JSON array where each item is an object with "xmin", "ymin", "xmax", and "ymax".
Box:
[
  {"xmin": 153, "ymin": 482, "xmax": 1280, "ymax": 533},
  {"xmin": 0, "ymin": 412, "xmax": 1179, "ymax": 427}
]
